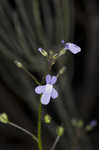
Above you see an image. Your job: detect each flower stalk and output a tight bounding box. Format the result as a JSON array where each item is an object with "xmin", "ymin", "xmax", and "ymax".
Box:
[
  {"xmin": 14, "ymin": 60, "xmax": 40, "ymax": 85},
  {"xmin": 38, "ymin": 102, "xmax": 43, "ymax": 150},
  {"xmin": 8, "ymin": 121, "xmax": 38, "ymax": 143},
  {"xmin": 50, "ymin": 136, "xmax": 60, "ymax": 150}
]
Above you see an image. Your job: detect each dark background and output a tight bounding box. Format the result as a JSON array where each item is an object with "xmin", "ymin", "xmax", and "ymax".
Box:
[{"xmin": 0, "ymin": 0, "xmax": 99, "ymax": 149}]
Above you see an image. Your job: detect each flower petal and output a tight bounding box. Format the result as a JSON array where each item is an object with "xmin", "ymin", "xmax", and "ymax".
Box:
[
  {"xmin": 50, "ymin": 76, "xmax": 57, "ymax": 85},
  {"xmin": 35, "ymin": 85, "xmax": 45, "ymax": 94},
  {"xmin": 65, "ymin": 43, "xmax": 81, "ymax": 54},
  {"xmin": 51, "ymin": 88, "xmax": 58, "ymax": 99},
  {"xmin": 46, "ymin": 74, "xmax": 51, "ymax": 84},
  {"xmin": 41, "ymin": 92, "xmax": 51, "ymax": 105}
]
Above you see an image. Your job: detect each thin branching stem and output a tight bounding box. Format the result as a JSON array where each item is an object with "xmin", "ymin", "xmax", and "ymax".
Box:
[
  {"xmin": 8, "ymin": 121, "xmax": 38, "ymax": 143},
  {"xmin": 50, "ymin": 136, "xmax": 60, "ymax": 150},
  {"xmin": 22, "ymin": 66, "xmax": 41, "ymax": 85}
]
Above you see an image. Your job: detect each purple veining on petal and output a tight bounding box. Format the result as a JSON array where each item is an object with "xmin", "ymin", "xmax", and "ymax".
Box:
[
  {"xmin": 41, "ymin": 91, "xmax": 51, "ymax": 105},
  {"xmin": 50, "ymin": 76, "xmax": 57, "ymax": 85},
  {"xmin": 35, "ymin": 85, "xmax": 45, "ymax": 94},
  {"xmin": 51, "ymin": 88, "xmax": 58, "ymax": 99},
  {"xmin": 65, "ymin": 43, "xmax": 81, "ymax": 54},
  {"xmin": 46, "ymin": 74, "xmax": 51, "ymax": 84}
]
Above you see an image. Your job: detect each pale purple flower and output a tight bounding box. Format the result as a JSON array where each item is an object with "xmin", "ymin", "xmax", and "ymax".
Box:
[
  {"xmin": 61, "ymin": 40, "xmax": 81, "ymax": 54},
  {"xmin": 64, "ymin": 43, "xmax": 81, "ymax": 54},
  {"xmin": 35, "ymin": 74, "xmax": 58, "ymax": 105},
  {"xmin": 89, "ymin": 120, "xmax": 98, "ymax": 127}
]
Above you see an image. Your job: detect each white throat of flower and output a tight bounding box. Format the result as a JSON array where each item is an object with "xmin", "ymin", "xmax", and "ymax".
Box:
[{"xmin": 45, "ymin": 84, "xmax": 53, "ymax": 94}]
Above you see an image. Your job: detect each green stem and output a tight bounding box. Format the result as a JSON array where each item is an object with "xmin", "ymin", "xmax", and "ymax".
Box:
[
  {"xmin": 37, "ymin": 102, "xmax": 43, "ymax": 150},
  {"xmin": 8, "ymin": 121, "xmax": 38, "ymax": 143},
  {"xmin": 22, "ymin": 66, "xmax": 41, "ymax": 85},
  {"xmin": 50, "ymin": 136, "xmax": 60, "ymax": 150}
]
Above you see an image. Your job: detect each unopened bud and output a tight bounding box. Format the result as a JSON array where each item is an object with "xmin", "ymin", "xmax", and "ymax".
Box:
[
  {"xmin": 44, "ymin": 114, "xmax": 51, "ymax": 124},
  {"xmin": 85, "ymin": 120, "xmax": 97, "ymax": 131},
  {"xmin": 0, "ymin": 113, "xmax": 8, "ymax": 124},
  {"xmin": 58, "ymin": 49, "xmax": 66, "ymax": 57},
  {"xmin": 77, "ymin": 120, "xmax": 84, "ymax": 128},
  {"xmin": 71, "ymin": 119, "xmax": 83, "ymax": 128},
  {"xmin": 52, "ymin": 53, "xmax": 58, "ymax": 59},
  {"xmin": 14, "ymin": 60, "xmax": 23, "ymax": 68},
  {"xmin": 38, "ymin": 48, "xmax": 48, "ymax": 57},
  {"xmin": 61, "ymin": 40, "xmax": 65, "ymax": 44},
  {"xmin": 49, "ymin": 50, "xmax": 54, "ymax": 56},
  {"xmin": 59, "ymin": 67, "xmax": 66, "ymax": 75},
  {"xmin": 85, "ymin": 125, "xmax": 92, "ymax": 131},
  {"xmin": 71, "ymin": 119, "xmax": 78, "ymax": 127},
  {"xmin": 56, "ymin": 126, "xmax": 64, "ymax": 136}
]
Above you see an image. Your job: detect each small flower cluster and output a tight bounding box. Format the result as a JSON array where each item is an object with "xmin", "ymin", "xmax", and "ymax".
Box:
[
  {"xmin": 35, "ymin": 41, "xmax": 81, "ymax": 105},
  {"xmin": 71, "ymin": 118, "xmax": 98, "ymax": 131},
  {"xmin": 0, "ymin": 40, "xmax": 82, "ymax": 150}
]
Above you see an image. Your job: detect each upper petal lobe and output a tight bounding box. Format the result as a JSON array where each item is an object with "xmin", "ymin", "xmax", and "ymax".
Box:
[
  {"xmin": 50, "ymin": 76, "xmax": 57, "ymax": 85},
  {"xmin": 46, "ymin": 74, "xmax": 51, "ymax": 84}
]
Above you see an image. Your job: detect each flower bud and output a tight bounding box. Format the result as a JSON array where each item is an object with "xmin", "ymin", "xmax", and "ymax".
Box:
[
  {"xmin": 44, "ymin": 114, "xmax": 51, "ymax": 124},
  {"xmin": 56, "ymin": 126, "xmax": 64, "ymax": 136},
  {"xmin": 0, "ymin": 113, "xmax": 8, "ymax": 124},
  {"xmin": 71, "ymin": 119, "xmax": 84, "ymax": 128},
  {"xmin": 14, "ymin": 60, "xmax": 23, "ymax": 68},
  {"xmin": 61, "ymin": 40, "xmax": 65, "ymax": 44},
  {"xmin": 58, "ymin": 49, "xmax": 66, "ymax": 57},
  {"xmin": 49, "ymin": 50, "xmax": 54, "ymax": 56},
  {"xmin": 85, "ymin": 120, "xmax": 97, "ymax": 131},
  {"xmin": 38, "ymin": 48, "xmax": 48, "ymax": 57},
  {"xmin": 57, "ymin": 67, "xmax": 66, "ymax": 77},
  {"xmin": 77, "ymin": 120, "xmax": 84, "ymax": 128},
  {"xmin": 85, "ymin": 125, "xmax": 92, "ymax": 131},
  {"xmin": 52, "ymin": 53, "xmax": 58, "ymax": 59},
  {"xmin": 71, "ymin": 119, "xmax": 78, "ymax": 127}
]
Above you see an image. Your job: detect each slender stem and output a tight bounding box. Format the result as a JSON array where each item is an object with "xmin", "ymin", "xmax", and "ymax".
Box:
[
  {"xmin": 8, "ymin": 121, "xmax": 38, "ymax": 143},
  {"xmin": 50, "ymin": 136, "xmax": 60, "ymax": 150},
  {"xmin": 22, "ymin": 66, "xmax": 41, "ymax": 85},
  {"xmin": 37, "ymin": 102, "xmax": 43, "ymax": 150}
]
